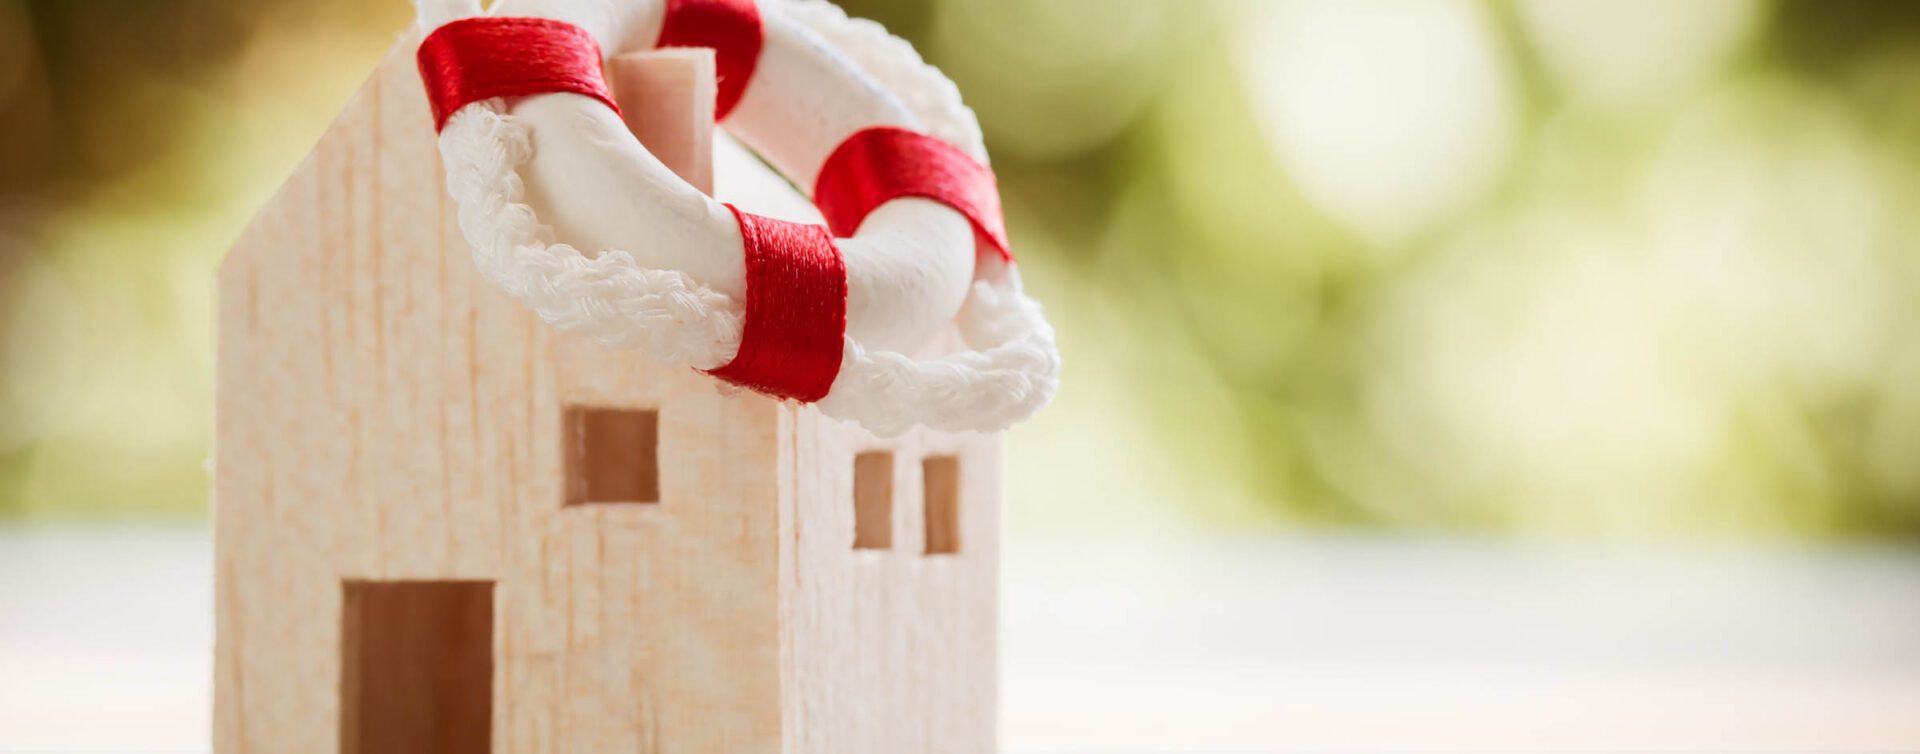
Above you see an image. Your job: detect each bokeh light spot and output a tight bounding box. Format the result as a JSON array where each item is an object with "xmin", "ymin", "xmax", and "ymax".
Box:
[{"xmin": 1237, "ymin": 0, "xmax": 1518, "ymax": 245}]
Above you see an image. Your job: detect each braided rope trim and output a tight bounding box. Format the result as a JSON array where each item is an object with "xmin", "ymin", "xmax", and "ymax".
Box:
[{"xmin": 427, "ymin": 0, "xmax": 1058, "ymax": 436}]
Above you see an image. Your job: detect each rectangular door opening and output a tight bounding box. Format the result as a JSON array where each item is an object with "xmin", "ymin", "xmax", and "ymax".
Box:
[{"xmin": 341, "ymin": 580, "xmax": 494, "ymax": 754}]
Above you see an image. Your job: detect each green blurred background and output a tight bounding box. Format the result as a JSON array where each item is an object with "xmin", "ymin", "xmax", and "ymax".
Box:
[{"xmin": 5, "ymin": 0, "xmax": 1920, "ymax": 540}]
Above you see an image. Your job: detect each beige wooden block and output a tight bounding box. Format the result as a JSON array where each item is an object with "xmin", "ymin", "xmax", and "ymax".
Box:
[
  {"xmin": 215, "ymin": 34, "xmax": 999, "ymax": 754},
  {"xmin": 608, "ymin": 48, "xmax": 717, "ymax": 194}
]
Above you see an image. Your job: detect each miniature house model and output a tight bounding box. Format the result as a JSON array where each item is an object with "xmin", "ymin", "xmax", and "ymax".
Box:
[{"xmin": 212, "ymin": 36, "xmax": 999, "ymax": 754}]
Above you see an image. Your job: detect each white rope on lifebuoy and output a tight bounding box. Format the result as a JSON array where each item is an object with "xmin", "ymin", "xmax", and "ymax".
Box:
[{"xmin": 416, "ymin": 0, "xmax": 1058, "ymax": 437}]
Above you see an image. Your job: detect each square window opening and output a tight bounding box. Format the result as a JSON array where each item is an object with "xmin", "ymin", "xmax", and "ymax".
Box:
[{"xmin": 565, "ymin": 407, "xmax": 660, "ymax": 505}]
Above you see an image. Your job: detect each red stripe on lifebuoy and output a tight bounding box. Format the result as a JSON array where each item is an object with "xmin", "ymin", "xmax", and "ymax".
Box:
[
  {"xmin": 656, "ymin": 0, "xmax": 764, "ymax": 121},
  {"xmin": 814, "ymin": 126, "xmax": 1012, "ymax": 264},
  {"xmin": 705, "ymin": 206, "xmax": 848, "ymax": 402},
  {"xmin": 417, "ymin": 17, "xmax": 618, "ymax": 133}
]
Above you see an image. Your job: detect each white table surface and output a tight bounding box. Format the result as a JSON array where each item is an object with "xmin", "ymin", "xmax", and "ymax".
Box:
[{"xmin": 3, "ymin": 525, "xmax": 1918, "ymax": 752}]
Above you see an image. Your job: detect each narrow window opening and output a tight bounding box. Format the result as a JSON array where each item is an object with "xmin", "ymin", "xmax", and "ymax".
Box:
[
  {"xmin": 341, "ymin": 580, "xmax": 493, "ymax": 754},
  {"xmin": 923, "ymin": 456, "xmax": 961, "ymax": 555},
  {"xmin": 565, "ymin": 407, "xmax": 660, "ymax": 505},
  {"xmin": 853, "ymin": 451, "xmax": 894, "ymax": 550}
]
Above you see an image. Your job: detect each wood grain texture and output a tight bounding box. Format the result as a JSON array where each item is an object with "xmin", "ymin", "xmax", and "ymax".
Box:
[
  {"xmin": 783, "ymin": 417, "xmax": 1001, "ymax": 754},
  {"xmin": 215, "ymin": 36, "xmax": 999, "ymax": 754}
]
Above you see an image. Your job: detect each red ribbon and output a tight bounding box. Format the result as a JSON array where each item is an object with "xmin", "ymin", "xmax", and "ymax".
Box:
[
  {"xmin": 656, "ymin": 0, "xmax": 764, "ymax": 121},
  {"xmin": 417, "ymin": 17, "xmax": 619, "ymax": 133},
  {"xmin": 814, "ymin": 126, "xmax": 1013, "ymax": 264},
  {"xmin": 705, "ymin": 206, "xmax": 848, "ymax": 402}
]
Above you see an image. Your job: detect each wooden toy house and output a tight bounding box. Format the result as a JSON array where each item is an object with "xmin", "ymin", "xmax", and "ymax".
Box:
[{"xmin": 212, "ymin": 36, "xmax": 1000, "ymax": 754}]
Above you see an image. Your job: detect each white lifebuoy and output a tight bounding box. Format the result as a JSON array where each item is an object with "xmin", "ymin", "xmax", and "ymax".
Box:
[{"xmin": 415, "ymin": 0, "xmax": 1059, "ymax": 436}]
